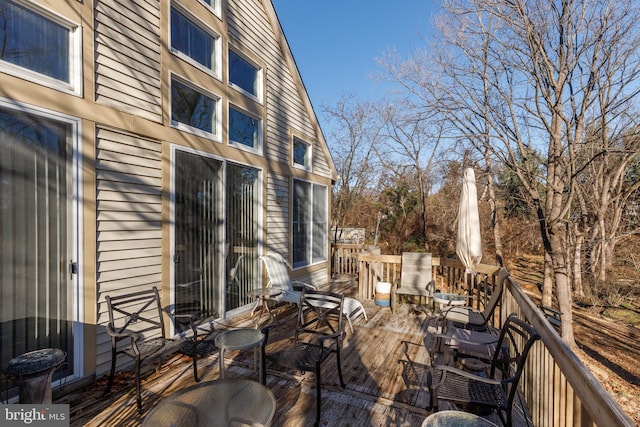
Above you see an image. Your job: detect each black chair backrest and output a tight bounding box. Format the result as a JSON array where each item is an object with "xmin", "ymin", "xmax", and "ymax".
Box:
[
  {"xmin": 106, "ymin": 287, "xmax": 166, "ymax": 339},
  {"xmin": 481, "ymin": 267, "xmax": 508, "ymax": 319},
  {"xmin": 295, "ymin": 289, "xmax": 345, "ymax": 342},
  {"xmin": 489, "ymin": 313, "xmax": 540, "ymax": 405}
]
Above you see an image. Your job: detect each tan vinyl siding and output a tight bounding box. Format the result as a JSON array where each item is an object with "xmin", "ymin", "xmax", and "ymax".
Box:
[
  {"xmin": 312, "ymin": 139, "xmax": 331, "ymax": 177},
  {"xmin": 265, "ymin": 172, "xmax": 289, "ymax": 255},
  {"xmin": 94, "ymin": 0, "xmax": 162, "ymax": 122},
  {"xmin": 227, "ymin": 0, "xmax": 332, "ymax": 178},
  {"xmin": 94, "ymin": 127, "xmax": 163, "ymax": 375}
]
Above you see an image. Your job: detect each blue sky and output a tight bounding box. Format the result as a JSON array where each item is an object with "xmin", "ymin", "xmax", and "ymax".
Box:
[{"xmin": 271, "ymin": 1, "xmax": 439, "ymax": 126}]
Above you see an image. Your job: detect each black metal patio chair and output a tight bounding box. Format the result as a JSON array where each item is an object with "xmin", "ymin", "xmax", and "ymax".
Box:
[
  {"xmin": 436, "ymin": 268, "xmax": 508, "ymax": 333},
  {"xmin": 428, "ymin": 313, "xmax": 540, "ymax": 427},
  {"xmin": 260, "ymin": 289, "xmax": 346, "ymax": 427},
  {"xmin": 103, "ymin": 286, "xmax": 210, "ymax": 413}
]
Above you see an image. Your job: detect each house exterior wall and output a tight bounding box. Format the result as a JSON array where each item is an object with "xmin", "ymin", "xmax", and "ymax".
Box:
[{"xmin": 0, "ymin": 0, "xmax": 335, "ymax": 384}]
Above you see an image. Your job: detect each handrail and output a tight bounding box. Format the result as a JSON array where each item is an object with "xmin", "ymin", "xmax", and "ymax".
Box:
[
  {"xmin": 502, "ymin": 276, "xmax": 635, "ymax": 427},
  {"xmin": 340, "ymin": 248, "xmax": 635, "ymax": 427}
]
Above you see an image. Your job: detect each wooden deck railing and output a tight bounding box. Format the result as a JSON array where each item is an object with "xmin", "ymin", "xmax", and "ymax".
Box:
[
  {"xmin": 331, "ymin": 243, "xmax": 368, "ymax": 276},
  {"xmin": 337, "ymin": 248, "xmax": 635, "ymax": 427}
]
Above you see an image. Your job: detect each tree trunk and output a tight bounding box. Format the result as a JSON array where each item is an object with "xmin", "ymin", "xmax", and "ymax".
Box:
[
  {"xmin": 484, "ymin": 158, "xmax": 503, "ymax": 267},
  {"xmin": 573, "ymin": 231, "xmax": 585, "ymax": 299}
]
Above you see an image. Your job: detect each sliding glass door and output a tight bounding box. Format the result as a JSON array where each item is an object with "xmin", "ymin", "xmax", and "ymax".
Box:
[
  {"xmin": 0, "ymin": 105, "xmax": 76, "ymax": 384},
  {"xmin": 225, "ymin": 164, "xmax": 260, "ymax": 312},
  {"xmin": 173, "ymin": 149, "xmax": 261, "ymax": 321},
  {"xmin": 174, "ymin": 150, "xmax": 224, "ymax": 322}
]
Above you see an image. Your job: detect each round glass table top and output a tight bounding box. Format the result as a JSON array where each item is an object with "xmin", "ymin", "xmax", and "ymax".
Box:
[
  {"xmin": 433, "ymin": 293, "xmax": 468, "ymax": 306},
  {"xmin": 422, "ymin": 410, "xmax": 498, "ymax": 427},
  {"xmin": 215, "ymin": 328, "xmax": 264, "ymax": 351},
  {"xmin": 143, "ymin": 379, "xmax": 276, "ymax": 427},
  {"xmin": 247, "ymin": 288, "xmax": 282, "ymax": 298}
]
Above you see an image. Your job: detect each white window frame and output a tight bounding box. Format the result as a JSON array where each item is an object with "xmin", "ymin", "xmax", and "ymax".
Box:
[
  {"xmin": 170, "ymin": 73, "xmax": 222, "ymax": 142},
  {"xmin": 228, "ymin": 48, "xmax": 263, "ymax": 104},
  {"xmin": 228, "ymin": 104, "xmax": 263, "ymax": 154},
  {"xmin": 169, "ymin": 3, "xmax": 222, "ymax": 80},
  {"xmin": 197, "ymin": 0, "xmax": 221, "ymax": 19},
  {"xmin": 0, "ymin": 0, "xmax": 82, "ymax": 96},
  {"xmin": 292, "ymin": 178, "xmax": 328, "ymax": 269},
  {"xmin": 292, "ymin": 136, "xmax": 312, "ymax": 171}
]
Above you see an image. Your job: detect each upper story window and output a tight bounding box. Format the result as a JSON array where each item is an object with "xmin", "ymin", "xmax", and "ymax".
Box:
[
  {"xmin": 229, "ymin": 105, "xmax": 262, "ymax": 152},
  {"xmin": 170, "ymin": 6, "xmax": 221, "ymax": 79},
  {"xmin": 293, "ymin": 137, "xmax": 312, "ymax": 170},
  {"xmin": 0, "ymin": 0, "xmax": 81, "ymax": 95},
  {"xmin": 171, "ymin": 75, "xmax": 221, "ymax": 140},
  {"xmin": 198, "ymin": 0, "xmax": 221, "ymax": 18},
  {"xmin": 229, "ymin": 49, "xmax": 262, "ymax": 102}
]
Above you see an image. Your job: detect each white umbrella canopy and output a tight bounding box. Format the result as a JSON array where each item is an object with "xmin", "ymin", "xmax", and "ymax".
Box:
[{"xmin": 456, "ymin": 168, "xmax": 483, "ymax": 274}]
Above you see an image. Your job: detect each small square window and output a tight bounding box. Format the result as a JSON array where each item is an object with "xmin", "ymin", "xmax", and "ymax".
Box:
[
  {"xmin": 171, "ymin": 76, "xmax": 219, "ymax": 139},
  {"xmin": 293, "ymin": 137, "xmax": 312, "ymax": 170},
  {"xmin": 171, "ymin": 6, "xmax": 220, "ymax": 77},
  {"xmin": 198, "ymin": 0, "xmax": 221, "ymax": 16},
  {"xmin": 229, "ymin": 106, "xmax": 261, "ymax": 151},
  {"xmin": 0, "ymin": 0, "xmax": 80, "ymax": 94},
  {"xmin": 229, "ymin": 49, "xmax": 262, "ymax": 101}
]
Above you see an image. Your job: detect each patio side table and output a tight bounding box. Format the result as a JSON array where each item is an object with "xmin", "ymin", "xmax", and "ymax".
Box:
[
  {"xmin": 248, "ymin": 288, "xmax": 282, "ymax": 324},
  {"xmin": 215, "ymin": 328, "xmax": 264, "ymax": 382},
  {"xmin": 433, "ymin": 292, "xmax": 469, "ymax": 312}
]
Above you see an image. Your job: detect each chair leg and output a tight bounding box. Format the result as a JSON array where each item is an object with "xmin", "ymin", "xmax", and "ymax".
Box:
[
  {"xmin": 315, "ymin": 363, "xmax": 321, "ymax": 427},
  {"xmin": 104, "ymin": 347, "xmax": 117, "ymax": 396},
  {"xmin": 346, "ymin": 317, "xmax": 354, "ymax": 334},
  {"xmin": 135, "ymin": 357, "xmax": 142, "ymax": 414},
  {"xmin": 191, "ymin": 340, "xmax": 200, "ymax": 382},
  {"xmin": 336, "ymin": 347, "xmax": 345, "ymax": 388}
]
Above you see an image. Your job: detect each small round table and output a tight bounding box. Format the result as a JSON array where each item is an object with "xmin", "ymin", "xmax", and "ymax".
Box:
[
  {"xmin": 215, "ymin": 328, "xmax": 265, "ymax": 382},
  {"xmin": 433, "ymin": 293, "xmax": 468, "ymax": 312},
  {"xmin": 142, "ymin": 379, "xmax": 276, "ymax": 427},
  {"xmin": 421, "ymin": 410, "xmax": 498, "ymax": 426},
  {"xmin": 248, "ymin": 288, "xmax": 282, "ymax": 322}
]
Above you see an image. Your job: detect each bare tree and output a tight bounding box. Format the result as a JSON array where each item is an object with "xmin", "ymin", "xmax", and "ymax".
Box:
[
  {"xmin": 322, "ymin": 93, "xmax": 382, "ymax": 240},
  {"xmin": 378, "ymin": 0, "xmax": 640, "ymax": 348},
  {"xmin": 374, "ymin": 100, "xmax": 447, "ymax": 249}
]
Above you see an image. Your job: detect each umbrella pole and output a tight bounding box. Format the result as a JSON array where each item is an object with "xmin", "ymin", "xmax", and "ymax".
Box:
[{"xmin": 465, "ymin": 271, "xmax": 473, "ymax": 306}]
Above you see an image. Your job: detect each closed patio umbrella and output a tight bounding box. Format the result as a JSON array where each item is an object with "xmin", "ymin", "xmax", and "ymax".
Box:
[{"xmin": 456, "ymin": 168, "xmax": 482, "ymax": 276}]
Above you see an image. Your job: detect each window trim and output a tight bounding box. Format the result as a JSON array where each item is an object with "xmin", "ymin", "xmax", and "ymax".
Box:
[
  {"xmin": 197, "ymin": 0, "xmax": 221, "ymax": 19},
  {"xmin": 228, "ymin": 47, "xmax": 264, "ymax": 104},
  {"xmin": 169, "ymin": 3, "xmax": 222, "ymax": 80},
  {"xmin": 170, "ymin": 73, "xmax": 222, "ymax": 142},
  {"xmin": 0, "ymin": 0, "xmax": 82, "ymax": 96},
  {"xmin": 228, "ymin": 103, "xmax": 263, "ymax": 154},
  {"xmin": 291, "ymin": 178, "xmax": 328, "ymax": 269},
  {"xmin": 292, "ymin": 136, "xmax": 313, "ymax": 171}
]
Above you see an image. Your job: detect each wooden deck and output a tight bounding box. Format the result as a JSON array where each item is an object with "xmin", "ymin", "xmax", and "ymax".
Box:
[{"xmin": 63, "ymin": 277, "xmax": 529, "ymax": 426}]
